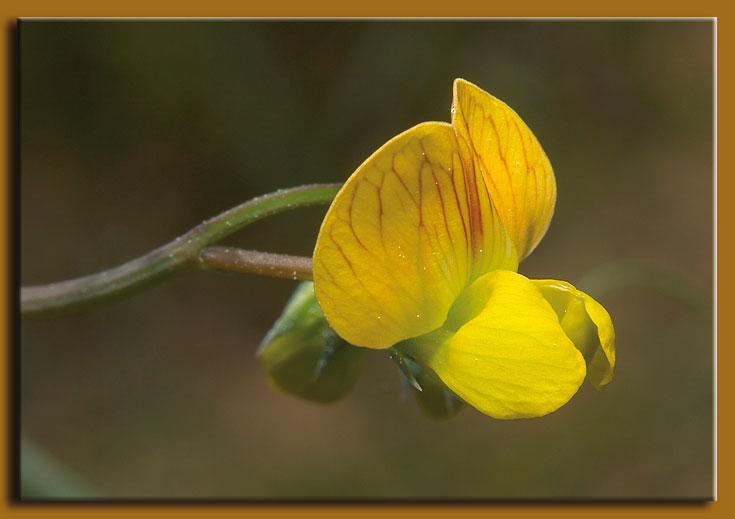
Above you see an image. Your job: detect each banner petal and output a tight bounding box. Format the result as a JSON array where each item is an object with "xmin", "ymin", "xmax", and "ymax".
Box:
[
  {"xmin": 313, "ymin": 122, "xmax": 516, "ymax": 349},
  {"xmin": 452, "ymin": 78, "xmax": 556, "ymax": 261}
]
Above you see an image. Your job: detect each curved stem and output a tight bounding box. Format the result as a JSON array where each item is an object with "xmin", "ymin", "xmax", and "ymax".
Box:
[
  {"xmin": 21, "ymin": 183, "xmax": 340, "ymax": 317},
  {"xmin": 199, "ymin": 247, "xmax": 313, "ymax": 281}
]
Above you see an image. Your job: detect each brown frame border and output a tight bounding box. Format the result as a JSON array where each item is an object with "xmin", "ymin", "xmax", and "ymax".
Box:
[{"xmin": 2, "ymin": 2, "xmax": 722, "ymax": 518}]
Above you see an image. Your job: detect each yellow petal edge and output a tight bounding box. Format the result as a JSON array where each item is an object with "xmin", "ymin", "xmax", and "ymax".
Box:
[
  {"xmin": 533, "ymin": 279, "xmax": 616, "ymax": 390},
  {"xmin": 452, "ymin": 78, "xmax": 556, "ymax": 261}
]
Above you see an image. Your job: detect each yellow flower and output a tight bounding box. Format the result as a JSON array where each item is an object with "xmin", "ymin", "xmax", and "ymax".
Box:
[{"xmin": 312, "ymin": 79, "xmax": 615, "ymax": 419}]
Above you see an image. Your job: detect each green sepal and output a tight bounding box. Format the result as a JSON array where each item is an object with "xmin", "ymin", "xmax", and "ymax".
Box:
[
  {"xmin": 259, "ymin": 282, "xmax": 366, "ymax": 403},
  {"xmin": 388, "ymin": 345, "xmax": 466, "ymax": 421},
  {"xmin": 405, "ymin": 356, "xmax": 466, "ymax": 421},
  {"xmin": 387, "ymin": 347, "xmax": 422, "ymax": 391}
]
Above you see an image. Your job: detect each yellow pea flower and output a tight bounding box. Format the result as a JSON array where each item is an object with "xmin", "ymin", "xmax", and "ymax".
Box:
[{"xmin": 312, "ymin": 79, "xmax": 615, "ymax": 419}]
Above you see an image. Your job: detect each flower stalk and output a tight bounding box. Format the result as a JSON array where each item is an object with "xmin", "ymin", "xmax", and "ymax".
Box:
[{"xmin": 198, "ymin": 247, "xmax": 313, "ymax": 281}]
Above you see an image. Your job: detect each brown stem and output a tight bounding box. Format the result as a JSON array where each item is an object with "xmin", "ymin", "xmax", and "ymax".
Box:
[{"xmin": 198, "ymin": 247, "xmax": 313, "ymax": 281}]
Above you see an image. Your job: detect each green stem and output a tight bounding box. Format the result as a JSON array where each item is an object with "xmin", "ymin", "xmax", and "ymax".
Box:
[{"xmin": 21, "ymin": 183, "xmax": 340, "ymax": 317}]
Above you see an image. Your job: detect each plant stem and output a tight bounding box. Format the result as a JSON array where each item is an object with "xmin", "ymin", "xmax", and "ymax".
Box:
[
  {"xmin": 21, "ymin": 183, "xmax": 340, "ymax": 317},
  {"xmin": 199, "ymin": 247, "xmax": 313, "ymax": 281}
]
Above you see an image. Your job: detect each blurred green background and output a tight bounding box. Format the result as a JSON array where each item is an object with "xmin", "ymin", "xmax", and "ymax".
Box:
[{"xmin": 20, "ymin": 20, "xmax": 713, "ymax": 499}]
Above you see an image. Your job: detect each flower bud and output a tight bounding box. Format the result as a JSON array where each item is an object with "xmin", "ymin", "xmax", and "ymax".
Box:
[{"xmin": 259, "ymin": 282, "xmax": 366, "ymax": 403}]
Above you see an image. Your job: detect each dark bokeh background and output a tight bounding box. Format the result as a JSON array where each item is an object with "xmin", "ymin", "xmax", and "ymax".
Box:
[{"xmin": 19, "ymin": 20, "xmax": 714, "ymax": 498}]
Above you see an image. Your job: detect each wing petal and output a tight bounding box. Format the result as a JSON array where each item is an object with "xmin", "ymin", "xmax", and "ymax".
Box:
[{"xmin": 402, "ymin": 270, "xmax": 586, "ymax": 419}]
